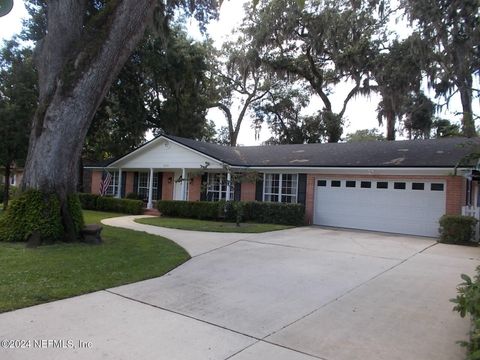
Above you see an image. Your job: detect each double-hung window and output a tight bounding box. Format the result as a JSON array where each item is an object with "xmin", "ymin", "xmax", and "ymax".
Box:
[
  {"xmin": 206, "ymin": 173, "xmax": 233, "ymax": 201},
  {"xmin": 264, "ymin": 173, "xmax": 298, "ymax": 203}
]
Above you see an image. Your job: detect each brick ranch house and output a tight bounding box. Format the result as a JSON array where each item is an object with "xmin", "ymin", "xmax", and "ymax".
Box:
[{"xmin": 85, "ymin": 135, "xmax": 480, "ymax": 237}]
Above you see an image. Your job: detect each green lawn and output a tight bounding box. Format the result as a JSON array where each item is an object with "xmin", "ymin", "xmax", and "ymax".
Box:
[
  {"xmin": 0, "ymin": 210, "xmax": 190, "ymax": 313},
  {"xmin": 135, "ymin": 216, "xmax": 294, "ymax": 233}
]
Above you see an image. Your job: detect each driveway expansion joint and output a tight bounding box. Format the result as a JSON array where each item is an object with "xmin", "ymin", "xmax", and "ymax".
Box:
[
  {"xmin": 105, "ymin": 289, "xmax": 330, "ymax": 360},
  {"xmin": 240, "ymin": 239, "xmax": 405, "ymax": 261},
  {"xmin": 104, "ymin": 289, "xmax": 260, "ymax": 341}
]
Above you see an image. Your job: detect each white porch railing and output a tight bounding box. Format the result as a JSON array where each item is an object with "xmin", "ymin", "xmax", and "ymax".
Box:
[{"xmin": 462, "ymin": 206, "xmax": 480, "ymax": 242}]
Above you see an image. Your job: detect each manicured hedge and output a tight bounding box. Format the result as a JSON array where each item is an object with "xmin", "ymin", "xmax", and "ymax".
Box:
[
  {"xmin": 78, "ymin": 193, "xmax": 143, "ymax": 215},
  {"xmin": 451, "ymin": 268, "xmax": 480, "ymax": 359},
  {"xmin": 239, "ymin": 201, "xmax": 305, "ymax": 225},
  {"xmin": 157, "ymin": 200, "xmax": 305, "ymax": 226},
  {"xmin": 439, "ymin": 215, "xmax": 477, "ymax": 244},
  {"xmin": 0, "ymin": 190, "xmax": 84, "ymax": 243}
]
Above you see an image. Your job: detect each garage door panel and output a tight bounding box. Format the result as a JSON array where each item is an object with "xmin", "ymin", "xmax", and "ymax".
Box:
[{"xmin": 313, "ymin": 179, "xmax": 446, "ymax": 237}]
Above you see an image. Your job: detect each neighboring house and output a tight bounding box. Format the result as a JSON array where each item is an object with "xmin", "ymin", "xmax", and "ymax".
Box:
[
  {"xmin": 1, "ymin": 167, "xmax": 23, "ymax": 188},
  {"xmin": 86, "ymin": 135, "xmax": 480, "ymax": 237}
]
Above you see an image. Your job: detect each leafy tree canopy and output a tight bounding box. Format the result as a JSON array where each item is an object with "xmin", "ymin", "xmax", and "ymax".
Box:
[
  {"xmin": 241, "ymin": 0, "xmax": 387, "ymax": 142},
  {"xmin": 0, "ymin": 39, "xmax": 38, "ymax": 206},
  {"xmin": 401, "ymin": 0, "xmax": 479, "ymax": 137},
  {"xmin": 344, "ymin": 129, "xmax": 385, "ymax": 142},
  {"xmin": 22, "ymin": 0, "xmax": 221, "ymax": 162}
]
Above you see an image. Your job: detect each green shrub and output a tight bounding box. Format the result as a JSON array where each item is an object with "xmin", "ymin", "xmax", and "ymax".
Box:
[
  {"xmin": 0, "ymin": 185, "xmax": 18, "ymax": 204},
  {"xmin": 126, "ymin": 192, "xmax": 142, "ymax": 200},
  {"xmin": 157, "ymin": 200, "xmax": 304, "ymax": 226},
  {"xmin": 68, "ymin": 194, "xmax": 85, "ymax": 235},
  {"xmin": 0, "ymin": 190, "xmax": 64, "ymax": 242},
  {"xmin": 242, "ymin": 201, "xmax": 305, "ymax": 225},
  {"xmin": 451, "ymin": 268, "xmax": 480, "ymax": 359},
  {"xmin": 78, "ymin": 193, "xmax": 98, "ymax": 210},
  {"xmin": 439, "ymin": 215, "xmax": 478, "ymax": 244},
  {"xmin": 157, "ymin": 200, "xmax": 221, "ymax": 220},
  {"xmin": 78, "ymin": 193, "xmax": 143, "ymax": 215}
]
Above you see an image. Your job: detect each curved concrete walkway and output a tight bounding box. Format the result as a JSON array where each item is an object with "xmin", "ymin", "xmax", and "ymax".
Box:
[
  {"xmin": 2, "ymin": 216, "xmax": 480, "ymax": 360},
  {"xmin": 101, "ymin": 215, "xmax": 259, "ymax": 257}
]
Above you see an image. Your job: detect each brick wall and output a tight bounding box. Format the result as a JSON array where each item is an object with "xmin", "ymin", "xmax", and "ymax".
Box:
[
  {"xmin": 125, "ymin": 172, "xmax": 134, "ymax": 195},
  {"xmin": 91, "ymin": 171, "xmax": 103, "ymax": 195},
  {"xmin": 188, "ymin": 175, "xmax": 202, "ymax": 201},
  {"xmin": 162, "ymin": 171, "xmax": 174, "ymax": 201},
  {"xmin": 304, "ymin": 173, "xmax": 465, "ymax": 224},
  {"xmin": 446, "ymin": 175, "xmax": 466, "ymax": 214},
  {"xmin": 305, "ymin": 174, "xmax": 316, "ymax": 225},
  {"xmin": 241, "ymin": 181, "xmax": 256, "ymax": 202}
]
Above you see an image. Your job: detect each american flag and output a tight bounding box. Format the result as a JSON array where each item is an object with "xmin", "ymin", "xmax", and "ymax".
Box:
[{"xmin": 99, "ymin": 170, "xmax": 112, "ymax": 196}]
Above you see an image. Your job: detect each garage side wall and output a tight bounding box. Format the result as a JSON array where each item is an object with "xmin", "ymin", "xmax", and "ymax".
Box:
[
  {"xmin": 446, "ymin": 175, "xmax": 466, "ymax": 214},
  {"xmin": 305, "ymin": 174, "xmax": 465, "ymax": 225}
]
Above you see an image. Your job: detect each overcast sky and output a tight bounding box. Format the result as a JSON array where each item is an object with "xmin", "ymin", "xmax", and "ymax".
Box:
[{"xmin": 0, "ymin": 0, "xmax": 477, "ymax": 145}]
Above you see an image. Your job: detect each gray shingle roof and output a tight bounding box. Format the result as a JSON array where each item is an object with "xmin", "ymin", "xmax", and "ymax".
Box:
[{"xmin": 165, "ymin": 135, "xmax": 480, "ymax": 168}]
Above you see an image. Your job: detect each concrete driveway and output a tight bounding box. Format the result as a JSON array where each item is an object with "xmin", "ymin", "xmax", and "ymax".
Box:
[{"xmin": 1, "ymin": 217, "xmax": 480, "ymax": 360}]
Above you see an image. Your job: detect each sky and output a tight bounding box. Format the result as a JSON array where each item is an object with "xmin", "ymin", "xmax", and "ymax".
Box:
[
  {"xmin": 0, "ymin": 0, "xmax": 27, "ymax": 39},
  {"xmin": 0, "ymin": 0, "xmax": 477, "ymax": 146}
]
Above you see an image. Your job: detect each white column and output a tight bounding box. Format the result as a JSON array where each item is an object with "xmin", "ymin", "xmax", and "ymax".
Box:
[
  {"xmin": 116, "ymin": 168, "xmax": 122, "ymax": 198},
  {"xmin": 181, "ymin": 168, "xmax": 187, "ymax": 201},
  {"xmin": 226, "ymin": 172, "xmax": 231, "ymax": 201},
  {"xmin": 147, "ymin": 168, "xmax": 154, "ymax": 209}
]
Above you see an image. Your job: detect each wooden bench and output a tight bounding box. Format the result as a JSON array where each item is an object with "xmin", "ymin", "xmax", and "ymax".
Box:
[{"xmin": 81, "ymin": 224, "xmax": 103, "ymax": 244}]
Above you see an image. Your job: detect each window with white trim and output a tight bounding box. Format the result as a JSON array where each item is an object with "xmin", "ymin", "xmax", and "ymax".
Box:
[
  {"xmin": 264, "ymin": 173, "xmax": 298, "ymax": 203},
  {"xmin": 137, "ymin": 172, "xmax": 158, "ymax": 200},
  {"xmin": 9, "ymin": 174, "xmax": 16, "ymax": 186},
  {"xmin": 106, "ymin": 171, "xmax": 118, "ymax": 196},
  {"xmin": 206, "ymin": 173, "xmax": 233, "ymax": 201}
]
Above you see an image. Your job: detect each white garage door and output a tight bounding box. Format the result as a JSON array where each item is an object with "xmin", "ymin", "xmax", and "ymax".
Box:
[{"xmin": 313, "ymin": 179, "xmax": 446, "ymax": 237}]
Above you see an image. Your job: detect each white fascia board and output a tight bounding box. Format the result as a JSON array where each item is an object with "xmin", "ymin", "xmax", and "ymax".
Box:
[
  {"xmin": 229, "ymin": 166, "xmax": 464, "ymax": 176},
  {"xmin": 107, "ymin": 135, "xmax": 224, "ymax": 169}
]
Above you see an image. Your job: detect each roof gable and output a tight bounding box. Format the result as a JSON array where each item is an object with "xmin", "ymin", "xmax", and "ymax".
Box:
[{"xmin": 108, "ymin": 136, "xmax": 224, "ymax": 169}]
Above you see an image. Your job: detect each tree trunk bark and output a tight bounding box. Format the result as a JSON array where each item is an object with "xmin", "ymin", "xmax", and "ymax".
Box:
[
  {"xmin": 231, "ymin": 94, "xmax": 255, "ymax": 146},
  {"xmin": 386, "ymin": 111, "xmax": 396, "ymax": 141},
  {"xmin": 2, "ymin": 163, "xmax": 11, "ymax": 210},
  {"xmin": 459, "ymin": 83, "xmax": 476, "ymax": 138},
  {"xmin": 22, "ymin": 0, "xmax": 156, "ymax": 241},
  {"xmin": 78, "ymin": 157, "xmax": 84, "ymax": 193}
]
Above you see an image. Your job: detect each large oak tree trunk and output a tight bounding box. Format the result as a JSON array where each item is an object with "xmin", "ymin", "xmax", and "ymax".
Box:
[{"xmin": 22, "ymin": 0, "xmax": 156, "ymax": 241}]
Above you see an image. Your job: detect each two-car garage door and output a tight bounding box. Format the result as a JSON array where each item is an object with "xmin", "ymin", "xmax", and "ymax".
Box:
[{"xmin": 313, "ymin": 179, "xmax": 446, "ymax": 237}]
